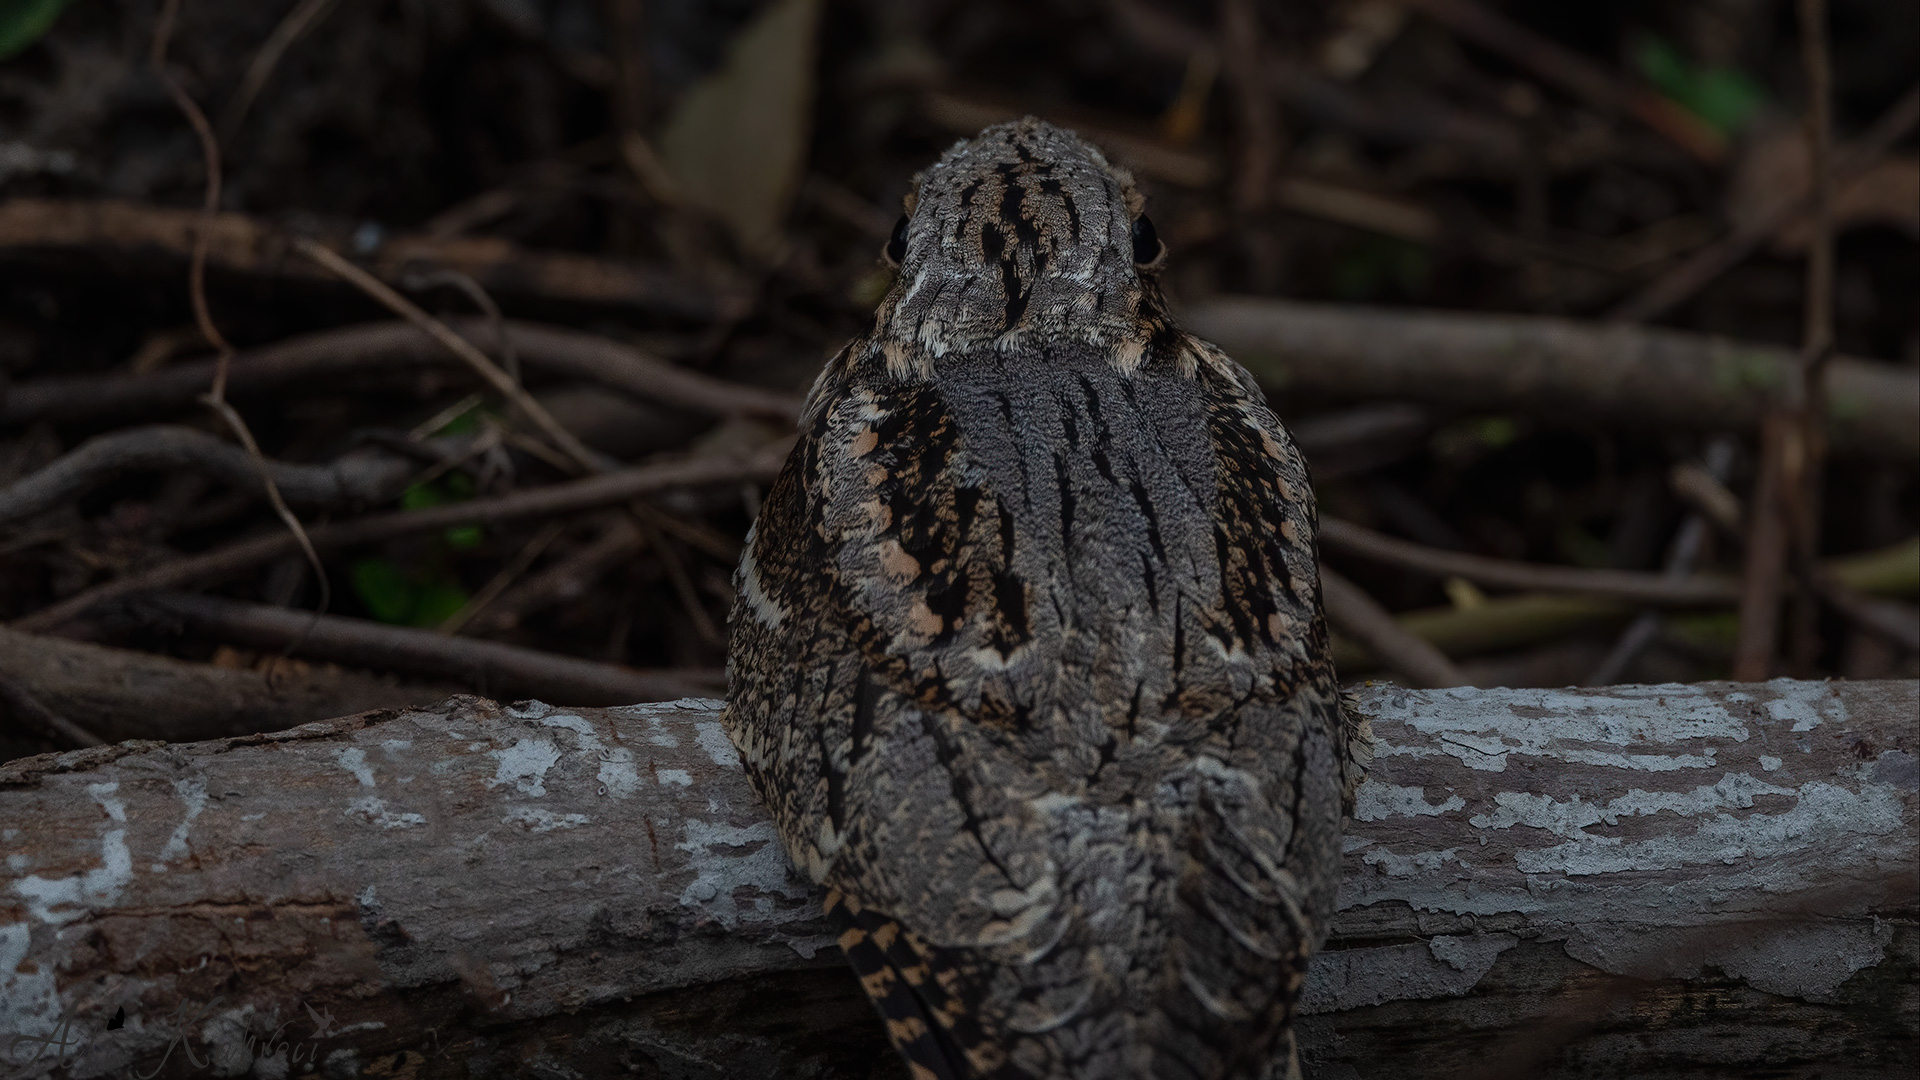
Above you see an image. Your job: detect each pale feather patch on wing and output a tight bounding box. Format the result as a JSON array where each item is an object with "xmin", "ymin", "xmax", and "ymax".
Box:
[{"xmin": 737, "ymin": 543, "xmax": 788, "ymax": 629}]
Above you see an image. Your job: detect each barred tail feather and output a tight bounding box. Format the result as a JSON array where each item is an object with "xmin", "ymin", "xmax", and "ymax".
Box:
[{"xmin": 825, "ymin": 883, "xmax": 975, "ymax": 1076}]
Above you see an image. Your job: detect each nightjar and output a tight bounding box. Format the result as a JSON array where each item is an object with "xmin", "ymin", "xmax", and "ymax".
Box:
[{"xmin": 724, "ymin": 118, "xmax": 1367, "ymax": 1080}]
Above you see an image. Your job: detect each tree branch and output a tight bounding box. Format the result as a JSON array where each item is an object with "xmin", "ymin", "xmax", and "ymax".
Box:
[
  {"xmin": 0, "ymin": 319, "xmax": 802, "ymax": 431},
  {"xmin": 0, "ymin": 681, "xmax": 1910, "ymax": 1078},
  {"xmin": 12, "ymin": 440, "xmax": 791, "ymax": 633},
  {"xmin": 1184, "ymin": 298, "xmax": 1918, "ymax": 460},
  {"xmin": 0, "ymin": 426, "xmax": 421, "ymax": 526}
]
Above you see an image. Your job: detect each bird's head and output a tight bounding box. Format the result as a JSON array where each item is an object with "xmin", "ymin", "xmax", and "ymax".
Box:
[{"xmin": 873, "ymin": 117, "xmax": 1165, "ymax": 361}]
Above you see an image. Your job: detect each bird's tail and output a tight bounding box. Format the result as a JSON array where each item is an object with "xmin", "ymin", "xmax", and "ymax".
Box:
[{"xmin": 825, "ymin": 888, "xmax": 1005, "ymax": 1080}]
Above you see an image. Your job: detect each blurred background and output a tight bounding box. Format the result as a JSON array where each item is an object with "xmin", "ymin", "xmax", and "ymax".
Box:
[{"xmin": 0, "ymin": 0, "xmax": 1914, "ymax": 761}]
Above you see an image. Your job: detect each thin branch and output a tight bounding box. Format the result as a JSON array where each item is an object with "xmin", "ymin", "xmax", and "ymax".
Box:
[
  {"xmin": 468, "ymin": 517, "xmax": 646, "ymax": 633},
  {"xmin": 1398, "ymin": 0, "xmax": 1726, "ymax": 161},
  {"xmin": 0, "ymin": 425, "xmax": 420, "ymax": 525},
  {"xmin": 1, "ymin": 318, "xmax": 802, "ymax": 430},
  {"xmin": 149, "ymin": 0, "xmax": 333, "ymax": 633},
  {"xmin": 133, "ymin": 592, "xmax": 715, "ymax": 705},
  {"xmin": 1814, "ymin": 577, "xmax": 1920, "ymax": 652},
  {"xmin": 437, "ymin": 521, "xmax": 566, "ymax": 636},
  {"xmin": 628, "ymin": 503, "xmax": 721, "ymax": 647},
  {"xmin": 295, "ymin": 237, "xmax": 606, "ymax": 475},
  {"xmin": 0, "ymin": 623, "xmax": 443, "ymax": 743},
  {"xmin": 1786, "ymin": 0, "xmax": 1837, "ymax": 673},
  {"xmin": 1320, "ymin": 566, "xmax": 1467, "ymax": 688},
  {"xmin": 1733, "ymin": 419, "xmax": 1793, "ymax": 681},
  {"xmin": 0, "ymin": 197, "xmax": 749, "ymax": 319},
  {"xmin": 1609, "ymin": 85, "xmax": 1919, "ymax": 324},
  {"xmin": 1585, "ymin": 438, "xmax": 1736, "ymax": 685},
  {"xmin": 1317, "ymin": 518, "xmax": 1740, "ymax": 607},
  {"xmin": 11, "ymin": 441, "xmax": 792, "ymax": 633},
  {"xmin": 217, "ymin": 0, "xmax": 339, "ymax": 144},
  {"xmin": 0, "ymin": 672, "xmax": 105, "ymax": 748},
  {"xmin": 1181, "ymin": 298, "xmax": 1919, "ymax": 461}
]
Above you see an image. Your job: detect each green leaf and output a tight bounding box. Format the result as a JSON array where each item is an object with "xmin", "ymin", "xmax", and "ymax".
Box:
[
  {"xmin": 351, "ymin": 559, "xmax": 419, "ymax": 625},
  {"xmin": 1634, "ymin": 36, "xmax": 1764, "ymax": 136},
  {"xmin": 1469, "ymin": 417, "xmax": 1517, "ymax": 449},
  {"xmin": 349, "ymin": 557, "xmax": 472, "ymax": 627},
  {"xmin": 0, "ymin": 0, "xmax": 66, "ymax": 61},
  {"xmin": 401, "ymin": 477, "xmax": 484, "ymax": 548},
  {"xmin": 1556, "ymin": 523, "xmax": 1615, "ymax": 569},
  {"xmin": 411, "ymin": 583, "xmax": 472, "ymax": 626},
  {"xmin": 1330, "ymin": 236, "xmax": 1432, "ymax": 302}
]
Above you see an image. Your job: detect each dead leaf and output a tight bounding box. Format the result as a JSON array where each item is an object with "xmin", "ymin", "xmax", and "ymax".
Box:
[
  {"xmin": 1729, "ymin": 126, "xmax": 1920, "ymax": 251},
  {"xmin": 657, "ymin": 0, "xmax": 822, "ymax": 258}
]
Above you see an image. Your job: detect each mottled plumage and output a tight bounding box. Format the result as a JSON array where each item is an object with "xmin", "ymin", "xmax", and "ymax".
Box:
[{"xmin": 724, "ymin": 119, "xmax": 1369, "ymax": 1080}]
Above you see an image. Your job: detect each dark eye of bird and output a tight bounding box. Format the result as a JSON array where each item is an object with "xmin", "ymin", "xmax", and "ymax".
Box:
[
  {"xmin": 1131, "ymin": 215, "xmax": 1160, "ymax": 264},
  {"xmin": 885, "ymin": 215, "xmax": 909, "ymax": 264}
]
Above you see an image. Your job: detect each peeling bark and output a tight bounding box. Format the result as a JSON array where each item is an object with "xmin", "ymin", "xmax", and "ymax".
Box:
[{"xmin": 0, "ymin": 681, "xmax": 1912, "ymax": 1079}]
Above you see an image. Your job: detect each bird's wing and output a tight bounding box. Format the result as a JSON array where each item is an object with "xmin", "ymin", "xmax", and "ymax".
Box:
[{"xmin": 725, "ymin": 340, "xmax": 1350, "ymax": 1079}]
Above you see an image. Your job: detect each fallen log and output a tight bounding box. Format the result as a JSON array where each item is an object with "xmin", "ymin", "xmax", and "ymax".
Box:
[
  {"xmin": 1181, "ymin": 297, "xmax": 1920, "ymax": 460},
  {"xmin": 0, "ymin": 624, "xmax": 449, "ymax": 745},
  {"xmin": 0, "ymin": 681, "xmax": 1911, "ymax": 1078}
]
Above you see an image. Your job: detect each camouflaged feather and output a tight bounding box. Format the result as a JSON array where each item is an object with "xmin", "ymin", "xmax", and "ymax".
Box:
[{"xmin": 724, "ymin": 118, "xmax": 1365, "ymax": 1080}]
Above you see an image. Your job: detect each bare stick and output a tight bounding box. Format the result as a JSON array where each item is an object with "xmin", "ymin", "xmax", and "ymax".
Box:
[
  {"xmin": 437, "ymin": 521, "xmax": 566, "ymax": 636},
  {"xmin": 1399, "ymin": 0, "xmax": 1726, "ymax": 161},
  {"xmin": 1814, "ymin": 578, "xmax": 1920, "ymax": 652},
  {"xmin": 0, "ymin": 197, "xmax": 748, "ymax": 319},
  {"xmin": 2, "ymin": 318, "xmax": 802, "ymax": 429},
  {"xmin": 1320, "ymin": 566, "xmax": 1467, "ymax": 688},
  {"xmin": 217, "ymin": 0, "xmax": 339, "ymax": 143},
  {"xmin": 149, "ymin": 0, "xmax": 333, "ymax": 629},
  {"xmin": 1731, "ymin": 415, "xmax": 1794, "ymax": 680},
  {"xmin": 1317, "ymin": 518, "xmax": 1740, "ymax": 606},
  {"xmin": 132, "ymin": 592, "xmax": 713, "ymax": 705},
  {"xmin": 0, "ymin": 426, "xmax": 422, "ymax": 525},
  {"xmin": 0, "ymin": 672, "xmax": 105, "ymax": 748},
  {"xmin": 0, "ymin": 624, "xmax": 448, "ymax": 743},
  {"xmin": 1609, "ymin": 85, "xmax": 1918, "ymax": 324},
  {"xmin": 11, "ymin": 441, "xmax": 792, "ymax": 633},
  {"xmin": 469, "ymin": 517, "xmax": 647, "ymax": 633},
  {"xmin": 1787, "ymin": 0, "xmax": 1838, "ymax": 672},
  {"xmin": 1584, "ymin": 438, "xmax": 1736, "ymax": 685},
  {"xmin": 1182, "ymin": 298, "xmax": 1918, "ymax": 461},
  {"xmin": 294, "ymin": 238, "xmax": 604, "ymax": 475}
]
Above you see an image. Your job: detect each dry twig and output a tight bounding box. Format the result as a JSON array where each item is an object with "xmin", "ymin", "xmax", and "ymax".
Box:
[
  {"xmin": 148, "ymin": 0, "xmax": 333, "ymax": 631},
  {"xmin": 1608, "ymin": 86, "xmax": 1919, "ymax": 324},
  {"xmin": 217, "ymin": 0, "xmax": 339, "ymax": 143},
  {"xmin": 1, "ymin": 318, "xmax": 801, "ymax": 429},
  {"xmin": 0, "ymin": 671, "xmax": 105, "ymax": 748},
  {"xmin": 1320, "ymin": 565, "xmax": 1467, "ymax": 687},
  {"xmin": 12, "ymin": 442, "xmax": 792, "ymax": 633},
  {"xmin": 0, "ymin": 624, "xmax": 448, "ymax": 743},
  {"xmin": 467, "ymin": 518, "xmax": 647, "ymax": 633},
  {"xmin": 1184, "ymin": 297, "xmax": 1919, "ymax": 459},
  {"xmin": 1398, "ymin": 0, "xmax": 1726, "ymax": 161},
  {"xmin": 1584, "ymin": 438, "xmax": 1737, "ymax": 685},
  {"xmin": 1318, "ymin": 518, "xmax": 1740, "ymax": 606},
  {"xmin": 133, "ymin": 592, "xmax": 714, "ymax": 704},
  {"xmin": 0, "ymin": 197, "xmax": 747, "ymax": 319},
  {"xmin": 296, "ymin": 238, "xmax": 607, "ymax": 475},
  {"xmin": 0, "ymin": 426, "xmax": 419, "ymax": 525}
]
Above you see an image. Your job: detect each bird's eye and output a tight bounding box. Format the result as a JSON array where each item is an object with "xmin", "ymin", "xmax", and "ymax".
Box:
[
  {"xmin": 885, "ymin": 215, "xmax": 909, "ymax": 265},
  {"xmin": 1130, "ymin": 215, "xmax": 1162, "ymax": 265}
]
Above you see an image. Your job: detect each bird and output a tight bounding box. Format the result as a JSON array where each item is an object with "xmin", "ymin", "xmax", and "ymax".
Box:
[{"xmin": 723, "ymin": 117, "xmax": 1369, "ymax": 1080}]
